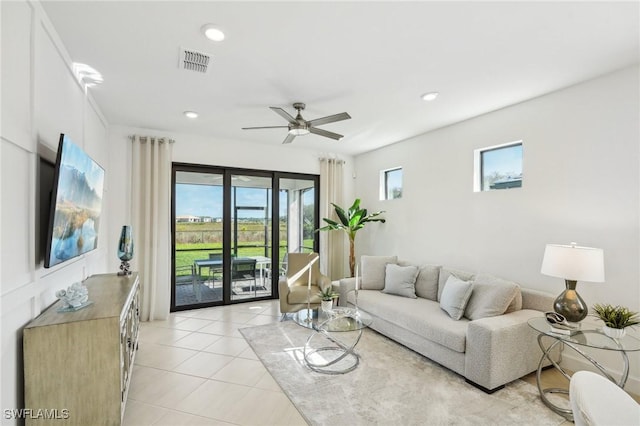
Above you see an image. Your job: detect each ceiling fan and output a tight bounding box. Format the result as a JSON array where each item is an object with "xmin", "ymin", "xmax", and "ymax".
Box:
[{"xmin": 242, "ymin": 102, "xmax": 351, "ymax": 144}]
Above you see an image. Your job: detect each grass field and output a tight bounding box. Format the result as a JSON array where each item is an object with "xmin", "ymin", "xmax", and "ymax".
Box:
[{"xmin": 174, "ymin": 221, "xmax": 312, "ymax": 278}]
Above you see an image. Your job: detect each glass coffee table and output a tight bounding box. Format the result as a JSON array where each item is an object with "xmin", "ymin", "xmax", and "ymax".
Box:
[
  {"xmin": 296, "ymin": 307, "xmax": 372, "ymax": 374},
  {"xmin": 527, "ymin": 316, "xmax": 640, "ymax": 420}
]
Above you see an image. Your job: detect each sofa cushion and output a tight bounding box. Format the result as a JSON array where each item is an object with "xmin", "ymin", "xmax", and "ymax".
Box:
[
  {"xmin": 438, "ymin": 267, "xmax": 475, "ymax": 301},
  {"xmin": 361, "ymin": 255, "xmax": 397, "ymax": 290},
  {"xmin": 347, "ymin": 290, "xmax": 469, "ymax": 353},
  {"xmin": 440, "ymin": 275, "xmax": 473, "ymax": 320},
  {"xmin": 382, "ymin": 264, "xmax": 419, "ymax": 298},
  {"xmin": 463, "ymin": 273, "xmax": 521, "ymax": 320},
  {"xmin": 415, "ymin": 264, "xmax": 441, "ymax": 300}
]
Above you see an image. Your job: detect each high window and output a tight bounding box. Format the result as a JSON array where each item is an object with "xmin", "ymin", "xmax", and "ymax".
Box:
[
  {"xmin": 474, "ymin": 142, "xmax": 523, "ymax": 192},
  {"xmin": 380, "ymin": 167, "xmax": 403, "ymax": 200}
]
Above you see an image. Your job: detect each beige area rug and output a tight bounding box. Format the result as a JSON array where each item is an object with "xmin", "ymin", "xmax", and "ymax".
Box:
[{"xmin": 240, "ymin": 321, "xmax": 567, "ymax": 426}]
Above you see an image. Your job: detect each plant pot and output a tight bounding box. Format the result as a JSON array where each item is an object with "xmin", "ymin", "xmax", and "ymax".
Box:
[
  {"xmin": 602, "ymin": 325, "xmax": 626, "ymax": 339},
  {"xmin": 321, "ymin": 300, "xmax": 333, "ymax": 313}
]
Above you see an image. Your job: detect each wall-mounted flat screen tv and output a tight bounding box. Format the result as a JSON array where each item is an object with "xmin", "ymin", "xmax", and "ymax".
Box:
[{"xmin": 44, "ymin": 134, "xmax": 105, "ymax": 268}]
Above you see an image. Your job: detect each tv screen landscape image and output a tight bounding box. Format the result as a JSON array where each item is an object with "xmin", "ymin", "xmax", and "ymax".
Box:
[{"xmin": 44, "ymin": 134, "xmax": 105, "ymax": 268}]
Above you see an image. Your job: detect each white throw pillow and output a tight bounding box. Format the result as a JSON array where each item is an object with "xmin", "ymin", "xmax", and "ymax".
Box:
[
  {"xmin": 440, "ymin": 275, "xmax": 473, "ymax": 320},
  {"xmin": 361, "ymin": 255, "xmax": 397, "ymax": 290},
  {"xmin": 464, "ymin": 273, "xmax": 521, "ymax": 320},
  {"xmin": 382, "ymin": 264, "xmax": 419, "ymax": 298},
  {"xmin": 437, "ymin": 267, "xmax": 475, "ymax": 302}
]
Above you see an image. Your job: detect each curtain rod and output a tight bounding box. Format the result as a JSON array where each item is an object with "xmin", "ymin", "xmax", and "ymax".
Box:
[
  {"xmin": 319, "ymin": 157, "xmax": 345, "ymax": 164},
  {"xmin": 128, "ymin": 135, "xmax": 176, "ymax": 144}
]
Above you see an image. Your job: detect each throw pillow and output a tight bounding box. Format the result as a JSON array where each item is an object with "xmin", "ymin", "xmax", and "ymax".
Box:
[
  {"xmin": 437, "ymin": 267, "xmax": 475, "ymax": 302},
  {"xmin": 361, "ymin": 255, "xmax": 398, "ymax": 290},
  {"xmin": 440, "ymin": 275, "xmax": 473, "ymax": 320},
  {"xmin": 414, "ymin": 264, "xmax": 441, "ymax": 300},
  {"xmin": 464, "ymin": 273, "xmax": 521, "ymax": 320},
  {"xmin": 382, "ymin": 264, "xmax": 419, "ymax": 298}
]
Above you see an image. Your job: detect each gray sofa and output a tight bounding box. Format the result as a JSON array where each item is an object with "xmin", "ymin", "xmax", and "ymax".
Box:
[{"xmin": 338, "ymin": 255, "xmax": 554, "ymax": 393}]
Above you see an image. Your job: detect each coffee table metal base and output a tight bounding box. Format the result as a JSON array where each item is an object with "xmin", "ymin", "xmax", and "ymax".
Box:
[{"xmin": 303, "ymin": 327, "xmax": 364, "ymax": 374}]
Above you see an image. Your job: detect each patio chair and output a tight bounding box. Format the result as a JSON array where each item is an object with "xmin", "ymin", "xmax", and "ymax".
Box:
[
  {"xmin": 208, "ymin": 253, "xmax": 223, "ymax": 284},
  {"xmin": 175, "ymin": 264, "xmax": 201, "ymax": 302},
  {"xmin": 231, "ymin": 258, "xmax": 257, "ymax": 295}
]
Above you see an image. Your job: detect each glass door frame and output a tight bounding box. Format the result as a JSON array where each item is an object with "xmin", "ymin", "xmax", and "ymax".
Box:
[{"xmin": 171, "ymin": 163, "xmax": 319, "ymax": 311}]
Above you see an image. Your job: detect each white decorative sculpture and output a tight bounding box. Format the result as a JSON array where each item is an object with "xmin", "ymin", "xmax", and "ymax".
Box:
[{"xmin": 56, "ymin": 282, "xmax": 92, "ymax": 311}]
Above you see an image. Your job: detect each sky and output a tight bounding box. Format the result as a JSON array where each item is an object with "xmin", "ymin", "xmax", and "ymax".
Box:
[
  {"xmin": 60, "ymin": 134, "xmax": 105, "ymax": 195},
  {"xmin": 482, "ymin": 143, "xmax": 523, "ymax": 177},
  {"xmin": 176, "ymin": 184, "xmax": 306, "ymax": 218}
]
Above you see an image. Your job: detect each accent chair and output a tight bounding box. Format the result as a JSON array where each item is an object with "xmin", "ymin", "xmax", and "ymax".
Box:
[{"xmin": 278, "ymin": 252, "xmax": 331, "ymax": 317}]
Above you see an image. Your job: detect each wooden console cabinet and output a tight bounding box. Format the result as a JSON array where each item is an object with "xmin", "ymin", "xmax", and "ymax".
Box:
[{"xmin": 23, "ymin": 273, "xmax": 140, "ymax": 425}]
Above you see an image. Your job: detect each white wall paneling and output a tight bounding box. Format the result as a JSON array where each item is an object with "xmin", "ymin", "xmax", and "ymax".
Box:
[{"xmin": 0, "ymin": 1, "xmax": 111, "ymax": 422}]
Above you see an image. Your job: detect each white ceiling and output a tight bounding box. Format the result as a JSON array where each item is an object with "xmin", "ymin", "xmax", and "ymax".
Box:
[{"xmin": 41, "ymin": 1, "xmax": 639, "ymax": 156}]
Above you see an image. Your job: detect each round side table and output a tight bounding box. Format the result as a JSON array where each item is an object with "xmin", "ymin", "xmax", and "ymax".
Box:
[{"xmin": 527, "ymin": 317, "xmax": 640, "ymax": 421}]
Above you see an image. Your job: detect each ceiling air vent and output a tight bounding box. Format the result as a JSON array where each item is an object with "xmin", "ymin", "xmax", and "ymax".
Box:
[{"xmin": 179, "ymin": 47, "xmax": 211, "ymax": 74}]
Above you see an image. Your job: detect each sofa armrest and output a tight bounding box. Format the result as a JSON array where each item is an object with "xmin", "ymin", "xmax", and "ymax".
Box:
[
  {"xmin": 337, "ymin": 277, "xmax": 356, "ymax": 307},
  {"xmin": 465, "ymin": 309, "xmax": 549, "ymax": 391},
  {"xmin": 521, "ymin": 288, "xmax": 555, "ymax": 312}
]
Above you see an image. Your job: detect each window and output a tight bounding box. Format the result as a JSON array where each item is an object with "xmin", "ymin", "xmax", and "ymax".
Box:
[
  {"xmin": 380, "ymin": 167, "xmax": 403, "ymax": 200},
  {"xmin": 474, "ymin": 142, "xmax": 523, "ymax": 192}
]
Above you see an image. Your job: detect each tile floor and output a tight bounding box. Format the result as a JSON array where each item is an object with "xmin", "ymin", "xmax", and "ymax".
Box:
[
  {"xmin": 124, "ymin": 300, "xmax": 640, "ymax": 426},
  {"xmin": 123, "ymin": 300, "xmax": 307, "ymax": 426}
]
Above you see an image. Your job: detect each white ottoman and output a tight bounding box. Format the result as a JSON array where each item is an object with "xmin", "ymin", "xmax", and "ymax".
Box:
[{"xmin": 570, "ymin": 370, "xmax": 640, "ymax": 426}]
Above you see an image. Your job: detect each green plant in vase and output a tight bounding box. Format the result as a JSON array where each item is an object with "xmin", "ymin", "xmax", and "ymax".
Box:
[
  {"xmin": 317, "ymin": 198, "xmax": 385, "ymax": 277},
  {"xmin": 318, "ymin": 287, "xmax": 339, "ymax": 313},
  {"xmin": 591, "ymin": 303, "xmax": 640, "ymax": 338},
  {"xmin": 318, "ymin": 287, "xmax": 339, "ymax": 301}
]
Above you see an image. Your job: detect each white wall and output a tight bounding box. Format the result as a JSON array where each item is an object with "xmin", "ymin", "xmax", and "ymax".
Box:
[
  {"xmin": 354, "ymin": 65, "xmax": 640, "ymax": 392},
  {"xmin": 1, "ymin": 1, "xmax": 110, "ymax": 420}
]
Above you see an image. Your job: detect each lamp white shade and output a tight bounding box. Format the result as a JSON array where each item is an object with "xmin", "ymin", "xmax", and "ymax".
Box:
[{"xmin": 541, "ymin": 243, "xmax": 605, "ymax": 282}]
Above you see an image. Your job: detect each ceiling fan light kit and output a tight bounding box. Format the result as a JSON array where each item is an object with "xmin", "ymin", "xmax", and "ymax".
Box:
[{"xmin": 243, "ymin": 102, "xmax": 351, "ymax": 144}]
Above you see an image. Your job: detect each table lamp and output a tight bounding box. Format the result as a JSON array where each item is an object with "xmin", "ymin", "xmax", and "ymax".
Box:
[{"xmin": 541, "ymin": 242, "xmax": 604, "ymax": 324}]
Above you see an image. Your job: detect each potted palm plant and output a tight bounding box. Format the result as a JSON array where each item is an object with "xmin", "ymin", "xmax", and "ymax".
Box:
[
  {"xmin": 318, "ymin": 287, "xmax": 339, "ymax": 312},
  {"xmin": 317, "ymin": 198, "xmax": 385, "ymax": 277},
  {"xmin": 591, "ymin": 303, "xmax": 640, "ymax": 339}
]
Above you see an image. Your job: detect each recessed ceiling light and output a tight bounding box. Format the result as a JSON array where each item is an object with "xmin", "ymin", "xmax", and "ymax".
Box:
[
  {"xmin": 201, "ymin": 24, "xmax": 225, "ymax": 42},
  {"xmin": 184, "ymin": 111, "xmax": 199, "ymax": 119},
  {"xmin": 421, "ymin": 92, "xmax": 439, "ymax": 102}
]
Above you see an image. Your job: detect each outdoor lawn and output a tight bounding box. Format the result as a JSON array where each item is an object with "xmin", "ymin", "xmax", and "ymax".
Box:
[{"xmin": 175, "ymin": 221, "xmax": 312, "ymax": 279}]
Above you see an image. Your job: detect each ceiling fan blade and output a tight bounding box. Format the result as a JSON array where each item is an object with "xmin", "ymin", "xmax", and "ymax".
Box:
[
  {"xmin": 309, "ymin": 127, "xmax": 344, "ymax": 140},
  {"xmin": 242, "ymin": 126, "xmax": 288, "ymax": 130},
  {"xmin": 270, "ymin": 107, "xmax": 297, "ymax": 124},
  {"xmin": 282, "ymin": 133, "xmax": 296, "ymax": 144},
  {"xmin": 307, "ymin": 112, "xmax": 351, "ymax": 127}
]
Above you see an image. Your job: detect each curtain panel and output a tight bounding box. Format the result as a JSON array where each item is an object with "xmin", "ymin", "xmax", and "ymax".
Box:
[
  {"xmin": 319, "ymin": 157, "xmax": 345, "ymax": 280},
  {"xmin": 131, "ymin": 135, "xmax": 174, "ymax": 321}
]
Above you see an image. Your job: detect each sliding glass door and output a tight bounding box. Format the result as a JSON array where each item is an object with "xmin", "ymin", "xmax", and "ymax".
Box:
[
  {"xmin": 173, "ymin": 170, "xmax": 225, "ymax": 308},
  {"xmin": 230, "ymin": 174, "xmax": 273, "ymax": 301},
  {"xmin": 171, "ymin": 165, "xmax": 319, "ymax": 311}
]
